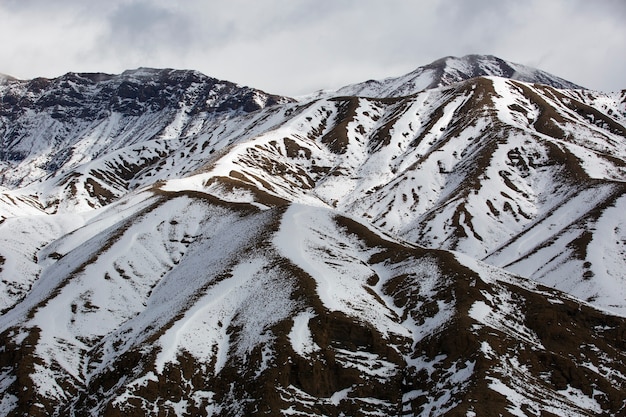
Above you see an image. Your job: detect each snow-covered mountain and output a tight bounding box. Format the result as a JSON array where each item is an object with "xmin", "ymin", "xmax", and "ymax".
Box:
[
  {"xmin": 336, "ymin": 54, "xmax": 583, "ymax": 98},
  {"xmin": 0, "ymin": 55, "xmax": 625, "ymax": 416},
  {"xmin": 0, "ymin": 68, "xmax": 292, "ymax": 191}
]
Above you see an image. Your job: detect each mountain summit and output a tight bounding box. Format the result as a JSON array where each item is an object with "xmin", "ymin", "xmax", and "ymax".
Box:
[
  {"xmin": 336, "ymin": 54, "xmax": 583, "ymax": 97},
  {"xmin": 0, "ymin": 57, "xmax": 625, "ymax": 416}
]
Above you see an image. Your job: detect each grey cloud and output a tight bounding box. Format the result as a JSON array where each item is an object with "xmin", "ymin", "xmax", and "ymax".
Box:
[
  {"xmin": 0, "ymin": 0, "xmax": 624, "ymax": 94},
  {"xmin": 103, "ymin": 2, "xmax": 194, "ymax": 56},
  {"xmin": 185, "ymin": 0, "xmax": 358, "ymax": 44},
  {"xmin": 0, "ymin": 0, "xmax": 114, "ymax": 16},
  {"xmin": 96, "ymin": 0, "xmax": 336, "ymax": 64}
]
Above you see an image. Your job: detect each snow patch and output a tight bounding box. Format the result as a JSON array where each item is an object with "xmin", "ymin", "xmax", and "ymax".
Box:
[{"xmin": 288, "ymin": 310, "xmax": 320, "ymax": 358}]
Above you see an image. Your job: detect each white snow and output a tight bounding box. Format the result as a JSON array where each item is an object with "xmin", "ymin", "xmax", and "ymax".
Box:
[
  {"xmin": 488, "ymin": 375, "xmax": 602, "ymax": 417},
  {"xmin": 154, "ymin": 250, "xmax": 297, "ymax": 374},
  {"xmin": 288, "ymin": 310, "xmax": 320, "ymax": 358},
  {"xmin": 273, "ymin": 204, "xmax": 411, "ymax": 339}
]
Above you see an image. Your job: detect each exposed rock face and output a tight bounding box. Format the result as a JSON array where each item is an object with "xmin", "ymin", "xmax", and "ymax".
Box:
[
  {"xmin": 0, "ymin": 56, "xmax": 625, "ymax": 416},
  {"xmin": 0, "ymin": 68, "xmax": 289, "ymax": 121}
]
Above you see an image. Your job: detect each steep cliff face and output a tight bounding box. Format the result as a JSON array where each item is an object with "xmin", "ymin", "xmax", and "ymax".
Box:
[{"xmin": 0, "ymin": 55, "xmax": 625, "ymax": 416}]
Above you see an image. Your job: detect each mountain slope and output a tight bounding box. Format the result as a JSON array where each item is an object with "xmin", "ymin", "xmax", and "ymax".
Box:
[
  {"xmin": 0, "ymin": 56, "xmax": 625, "ymax": 416},
  {"xmin": 160, "ymin": 76, "xmax": 626, "ymax": 314}
]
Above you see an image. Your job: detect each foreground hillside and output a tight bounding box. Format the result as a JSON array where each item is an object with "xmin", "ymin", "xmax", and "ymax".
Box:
[
  {"xmin": 1, "ymin": 192, "xmax": 625, "ymax": 416},
  {"xmin": 0, "ymin": 55, "xmax": 625, "ymax": 416}
]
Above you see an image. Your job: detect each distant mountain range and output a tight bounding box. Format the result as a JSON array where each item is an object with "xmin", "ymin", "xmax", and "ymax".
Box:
[{"xmin": 0, "ymin": 55, "xmax": 625, "ymax": 416}]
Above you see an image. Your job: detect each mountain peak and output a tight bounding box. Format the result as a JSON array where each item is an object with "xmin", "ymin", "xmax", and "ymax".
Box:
[
  {"xmin": 119, "ymin": 67, "xmax": 209, "ymax": 82},
  {"xmin": 430, "ymin": 54, "xmax": 581, "ymax": 88},
  {"xmin": 337, "ymin": 54, "xmax": 583, "ymax": 97}
]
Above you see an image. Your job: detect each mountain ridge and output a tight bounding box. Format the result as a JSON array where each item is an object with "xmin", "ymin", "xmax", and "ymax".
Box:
[{"xmin": 0, "ymin": 55, "xmax": 625, "ymax": 416}]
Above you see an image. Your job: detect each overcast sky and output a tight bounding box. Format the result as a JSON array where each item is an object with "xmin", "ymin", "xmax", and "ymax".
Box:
[{"xmin": 1, "ymin": 0, "xmax": 624, "ymax": 96}]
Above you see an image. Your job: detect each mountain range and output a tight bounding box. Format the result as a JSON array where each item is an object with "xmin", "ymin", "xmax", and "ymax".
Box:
[{"xmin": 0, "ymin": 54, "xmax": 625, "ymax": 416}]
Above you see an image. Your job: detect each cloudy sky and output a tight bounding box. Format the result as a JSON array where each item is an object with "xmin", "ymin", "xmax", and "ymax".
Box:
[{"xmin": 1, "ymin": 0, "xmax": 624, "ymax": 96}]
